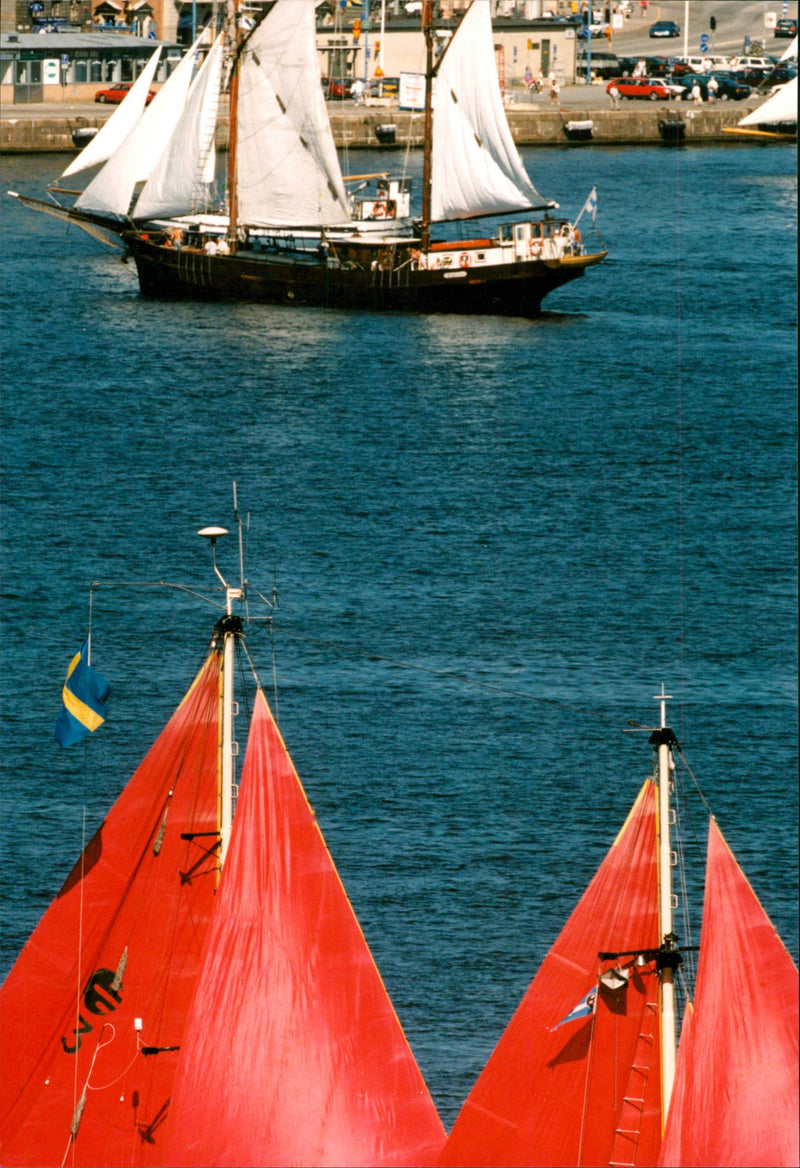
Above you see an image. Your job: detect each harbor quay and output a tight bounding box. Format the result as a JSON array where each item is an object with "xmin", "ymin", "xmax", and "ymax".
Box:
[{"xmin": 0, "ymin": 86, "xmax": 774, "ymax": 153}]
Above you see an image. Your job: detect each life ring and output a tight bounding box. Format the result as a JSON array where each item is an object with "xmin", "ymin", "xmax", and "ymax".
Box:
[
  {"xmin": 372, "ymin": 201, "xmax": 387, "ymax": 219},
  {"xmin": 529, "ymin": 237, "xmax": 542, "ymax": 257},
  {"xmin": 460, "ymin": 252, "xmax": 471, "ymax": 268}
]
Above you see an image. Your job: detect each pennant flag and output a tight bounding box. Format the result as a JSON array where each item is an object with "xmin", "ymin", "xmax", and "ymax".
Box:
[
  {"xmin": 575, "ymin": 185, "xmax": 597, "ymax": 228},
  {"xmin": 550, "ymin": 986, "xmax": 597, "ymax": 1031},
  {"xmin": 55, "ymin": 641, "xmax": 111, "ymax": 747}
]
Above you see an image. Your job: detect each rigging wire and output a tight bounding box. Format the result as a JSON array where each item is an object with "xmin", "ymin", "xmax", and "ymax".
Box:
[{"xmin": 246, "ymin": 619, "xmax": 624, "ymax": 729}]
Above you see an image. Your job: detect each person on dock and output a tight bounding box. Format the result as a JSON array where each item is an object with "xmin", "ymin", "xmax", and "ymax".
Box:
[
  {"xmin": 549, "ymin": 74, "xmax": 560, "ymax": 105},
  {"xmin": 707, "ymin": 75, "xmax": 718, "ymax": 103},
  {"xmin": 609, "ymin": 84, "xmax": 620, "ymax": 107}
]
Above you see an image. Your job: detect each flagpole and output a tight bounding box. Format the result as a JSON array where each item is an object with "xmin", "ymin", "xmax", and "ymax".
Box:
[{"xmin": 574, "ymin": 186, "xmax": 595, "ymax": 229}]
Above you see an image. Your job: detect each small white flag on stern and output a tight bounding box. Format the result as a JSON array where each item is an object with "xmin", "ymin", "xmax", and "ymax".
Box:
[{"xmin": 575, "ymin": 186, "xmax": 597, "ymax": 228}]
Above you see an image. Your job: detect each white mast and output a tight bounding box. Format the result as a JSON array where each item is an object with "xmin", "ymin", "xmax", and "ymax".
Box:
[
  {"xmin": 198, "ymin": 521, "xmax": 243, "ymax": 866},
  {"xmin": 654, "ymin": 685, "xmax": 678, "ymax": 1126}
]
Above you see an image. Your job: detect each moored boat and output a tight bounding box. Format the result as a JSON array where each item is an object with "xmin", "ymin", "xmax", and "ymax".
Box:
[{"xmin": 723, "ymin": 76, "xmax": 798, "ymax": 140}]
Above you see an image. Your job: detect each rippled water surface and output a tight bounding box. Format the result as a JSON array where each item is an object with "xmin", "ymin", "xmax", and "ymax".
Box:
[{"xmin": 1, "ymin": 141, "xmax": 797, "ymax": 1124}]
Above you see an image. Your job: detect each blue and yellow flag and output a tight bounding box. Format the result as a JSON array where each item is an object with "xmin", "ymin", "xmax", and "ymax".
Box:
[{"xmin": 55, "ymin": 641, "xmax": 111, "ymax": 747}]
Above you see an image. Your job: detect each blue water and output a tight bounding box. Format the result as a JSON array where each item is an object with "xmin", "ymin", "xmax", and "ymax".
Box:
[{"xmin": 1, "ymin": 142, "xmax": 797, "ymax": 1125}]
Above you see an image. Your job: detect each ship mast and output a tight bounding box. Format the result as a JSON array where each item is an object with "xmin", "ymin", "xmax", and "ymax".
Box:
[
  {"xmin": 198, "ymin": 506, "xmax": 245, "ymax": 867},
  {"xmin": 227, "ymin": 0, "xmax": 240, "ymax": 251},
  {"xmin": 420, "ymin": 0, "xmax": 434, "ymax": 252},
  {"xmin": 653, "ymin": 686, "xmax": 678, "ymax": 1127}
]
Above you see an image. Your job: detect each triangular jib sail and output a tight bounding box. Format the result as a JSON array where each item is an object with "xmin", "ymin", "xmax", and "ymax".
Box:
[
  {"xmin": 134, "ymin": 33, "xmax": 225, "ymax": 221},
  {"xmin": 62, "ymin": 46, "xmax": 162, "ymax": 179},
  {"xmin": 438, "ymin": 779, "xmax": 662, "ymax": 1168},
  {"xmin": 659, "ymin": 818, "xmax": 800, "ymax": 1168},
  {"xmin": 162, "ymin": 687, "xmax": 446, "ymax": 1167},
  {"xmin": 430, "ymin": 0, "xmax": 553, "ymax": 222},
  {"xmin": 77, "ymin": 33, "xmax": 205, "ymax": 217}
]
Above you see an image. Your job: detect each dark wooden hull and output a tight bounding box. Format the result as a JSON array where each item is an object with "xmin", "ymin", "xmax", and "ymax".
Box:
[{"xmin": 124, "ymin": 236, "xmax": 605, "ymax": 317}]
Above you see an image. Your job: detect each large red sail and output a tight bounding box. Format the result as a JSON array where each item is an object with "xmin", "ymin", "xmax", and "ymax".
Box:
[
  {"xmin": 160, "ymin": 688, "xmax": 446, "ymax": 1168},
  {"xmin": 1, "ymin": 652, "xmax": 222, "ymax": 1168},
  {"xmin": 438, "ymin": 779, "xmax": 662, "ymax": 1168},
  {"xmin": 659, "ymin": 818, "xmax": 799, "ymax": 1167}
]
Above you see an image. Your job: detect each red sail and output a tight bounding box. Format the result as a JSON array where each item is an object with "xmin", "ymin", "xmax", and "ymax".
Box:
[
  {"xmin": 660, "ymin": 818, "xmax": 799, "ymax": 1168},
  {"xmin": 1, "ymin": 652, "xmax": 222, "ymax": 1168},
  {"xmin": 160, "ymin": 688, "xmax": 446, "ymax": 1168},
  {"xmin": 439, "ymin": 780, "xmax": 662, "ymax": 1168}
]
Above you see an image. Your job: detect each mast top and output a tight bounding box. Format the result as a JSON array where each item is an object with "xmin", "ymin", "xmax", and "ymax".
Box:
[{"xmin": 654, "ymin": 684, "xmax": 673, "ymax": 729}]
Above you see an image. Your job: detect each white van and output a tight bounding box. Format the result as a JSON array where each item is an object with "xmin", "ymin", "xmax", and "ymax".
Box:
[
  {"xmin": 673, "ymin": 54, "xmax": 730, "ymax": 72},
  {"xmin": 727, "ymin": 55, "xmax": 775, "ymax": 71}
]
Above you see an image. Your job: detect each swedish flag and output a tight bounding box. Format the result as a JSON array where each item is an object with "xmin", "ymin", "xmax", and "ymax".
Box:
[{"xmin": 55, "ymin": 641, "xmax": 111, "ymax": 747}]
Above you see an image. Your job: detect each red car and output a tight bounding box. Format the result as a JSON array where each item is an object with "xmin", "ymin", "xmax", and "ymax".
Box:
[
  {"xmin": 322, "ymin": 77, "xmax": 354, "ymax": 99},
  {"xmin": 94, "ymin": 82, "xmax": 156, "ymax": 104},
  {"xmin": 606, "ymin": 76, "xmax": 677, "ymax": 100}
]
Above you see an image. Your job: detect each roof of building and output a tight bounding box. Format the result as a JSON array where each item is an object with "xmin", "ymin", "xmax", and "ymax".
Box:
[{"xmin": 1, "ymin": 32, "xmax": 174, "ymax": 50}]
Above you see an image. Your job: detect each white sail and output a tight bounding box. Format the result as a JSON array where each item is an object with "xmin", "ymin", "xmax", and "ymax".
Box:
[
  {"xmin": 62, "ymin": 47, "xmax": 161, "ymax": 179},
  {"xmin": 738, "ymin": 76, "xmax": 797, "ymax": 127},
  {"xmin": 76, "ymin": 36, "xmax": 203, "ymax": 216},
  {"xmin": 236, "ymin": 0, "xmax": 350, "ymax": 227},
  {"xmin": 430, "ymin": 0, "xmax": 551, "ymax": 222},
  {"xmin": 134, "ymin": 33, "xmax": 224, "ymax": 221}
]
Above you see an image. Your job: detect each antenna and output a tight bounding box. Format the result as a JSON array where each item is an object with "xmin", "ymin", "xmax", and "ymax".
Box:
[
  {"xmin": 198, "ymin": 522, "xmax": 242, "ymax": 617},
  {"xmin": 232, "ymin": 481, "xmax": 246, "ymax": 595}
]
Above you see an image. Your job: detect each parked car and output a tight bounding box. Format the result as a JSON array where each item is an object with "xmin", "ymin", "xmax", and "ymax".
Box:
[
  {"xmin": 639, "ymin": 56, "xmax": 675, "ymax": 78},
  {"xmin": 578, "ymin": 18, "xmax": 610, "ymax": 38},
  {"xmin": 323, "ymin": 76, "xmax": 354, "ymax": 99},
  {"xmin": 365, "ymin": 76, "xmax": 399, "ymax": 98},
  {"xmin": 576, "ymin": 50, "xmax": 620, "ymax": 79},
  {"xmin": 615, "ymin": 56, "xmax": 639, "ymax": 76},
  {"xmin": 650, "ymin": 19, "xmax": 680, "ymax": 38},
  {"xmin": 94, "ymin": 82, "xmax": 155, "ymax": 105},
  {"xmin": 728, "ymin": 55, "xmax": 777, "ymax": 72},
  {"xmin": 774, "ymin": 17, "xmax": 797, "ymax": 38},
  {"xmin": 735, "ymin": 66, "xmax": 777, "ymax": 86},
  {"xmin": 762, "ymin": 64, "xmax": 798, "ymax": 87},
  {"xmin": 677, "ymin": 73, "xmax": 752, "ymax": 101},
  {"xmin": 606, "ymin": 77, "xmax": 678, "ymax": 100}
]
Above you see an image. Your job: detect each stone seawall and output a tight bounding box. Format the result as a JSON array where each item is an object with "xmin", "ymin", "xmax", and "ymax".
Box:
[{"xmin": 0, "ymin": 102, "xmax": 764, "ymax": 155}]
